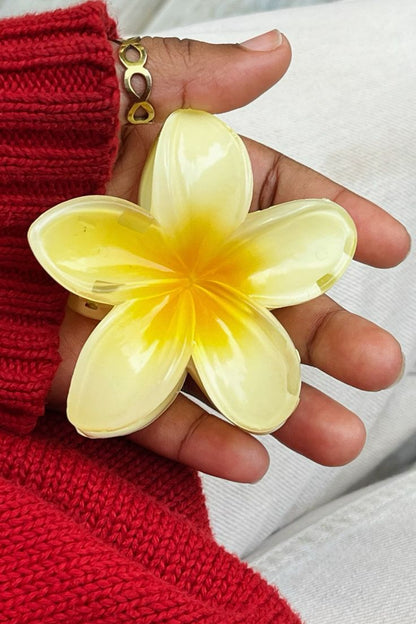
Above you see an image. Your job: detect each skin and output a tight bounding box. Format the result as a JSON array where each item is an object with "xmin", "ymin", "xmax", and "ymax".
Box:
[{"xmin": 48, "ymin": 32, "xmax": 410, "ymax": 483}]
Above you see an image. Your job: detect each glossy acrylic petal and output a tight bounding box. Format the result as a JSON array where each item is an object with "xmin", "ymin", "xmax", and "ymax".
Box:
[
  {"xmin": 139, "ymin": 136, "xmax": 156, "ymax": 213},
  {"xmin": 28, "ymin": 195, "xmax": 179, "ymax": 305},
  {"xmin": 67, "ymin": 291, "xmax": 194, "ymax": 437},
  {"xmin": 217, "ymin": 199, "xmax": 357, "ymax": 308},
  {"xmin": 192, "ymin": 283, "xmax": 300, "ymax": 434},
  {"xmin": 139, "ymin": 109, "xmax": 253, "ymax": 245}
]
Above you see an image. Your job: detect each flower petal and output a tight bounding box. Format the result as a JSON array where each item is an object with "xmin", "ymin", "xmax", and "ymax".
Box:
[
  {"xmin": 139, "ymin": 109, "xmax": 253, "ymax": 244},
  {"xmin": 218, "ymin": 198, "xmax": 357, "ymax": 308},
  {"xmin": 191, "ymin": 283, "xmax": 300, "ymax": 434},
  {"xmin": 67, "ymin": 291, "xmax": 194, "ymax": 437},
  {"xmin": 28, "ymin": 195, "xmax": 179, "ymax": 305}
]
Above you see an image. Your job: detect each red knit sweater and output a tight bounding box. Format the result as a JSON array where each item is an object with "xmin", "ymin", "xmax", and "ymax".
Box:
[{"xmin": 0, "ymin": 3, "xmax": 301, "ymax": 622}]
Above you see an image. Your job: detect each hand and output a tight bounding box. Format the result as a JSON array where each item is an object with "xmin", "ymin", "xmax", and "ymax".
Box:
[{"xmin": 48, "ymin": 31, "xmax": 410, "ymax": 482}]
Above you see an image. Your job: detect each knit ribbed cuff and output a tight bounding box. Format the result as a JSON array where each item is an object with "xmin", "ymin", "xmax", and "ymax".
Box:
[{"xmin": 0, "ymin": 1, "xmax": 120, "ymax": 434}]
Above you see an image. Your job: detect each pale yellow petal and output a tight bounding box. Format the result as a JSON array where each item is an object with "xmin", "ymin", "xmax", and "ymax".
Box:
[
  {"xmin": 67, "ymin": 291, "xmax": 194, "ymax": 437},
  {"xmin": 28, "ymin": 195, "xmax": 180, "ymax": 305},
  {"xmin": 139, "ymin": 136, "xmax": 156, "ymax": 212},
  {"xmin": 216, "ymin": 198, "xmax": 357, "ymax": 308},
  {"xmin": 139, "ymin": 109, "xmax": 253, "ymax": 247},
  {"xmin": 192, "ymin": 283, "xmax": 300, "ymax": 434}
]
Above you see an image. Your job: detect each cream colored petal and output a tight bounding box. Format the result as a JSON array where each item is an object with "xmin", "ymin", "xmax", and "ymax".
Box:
[
  {"xmin": 218, "ymin": 198, "xmax": 357, "ymax": 308},
  {"xmin": 67, "ymin": 291, "xmax": 194, "ymax": 437},
  {"xmin": 139, "ymin": 110, "xmax": 253, "ymax": 246},
  {"xmin": 192, "ymin": 283, "xmax": 300, "ymax": 434},
  {"xmin": 139, "ymin": 136, "xmax": 156, "ymax": 212},
  {"xmin": 28, "ymin": 195, "xmax": 179, "ymax": 305}
]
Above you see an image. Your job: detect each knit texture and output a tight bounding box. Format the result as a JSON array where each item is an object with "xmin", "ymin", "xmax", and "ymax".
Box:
[
  {"xmin": 0, "ymin": 1, "xmax": 119, "ymax": 434},
  {"xmin": 0, "ymin": 3, "xmax": 301, "ymax": 622},
  {"xmin": 0, "ymin": 414, "xmax": 300, "ymax": 623}
]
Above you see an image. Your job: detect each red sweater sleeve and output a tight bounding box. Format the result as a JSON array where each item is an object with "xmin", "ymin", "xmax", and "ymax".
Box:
[{"xmin": 0, "ymin": 1, "xmax": 120, "ymax": 434}]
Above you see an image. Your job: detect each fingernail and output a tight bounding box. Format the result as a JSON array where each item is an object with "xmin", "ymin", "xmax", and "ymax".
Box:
[
  {"xmin": 392, "ymin": 352, "xmax": 407, "ymax": 387},
  {"xmin": 241, "ymin": 29, "xmax": 283, "ymax": 52}
]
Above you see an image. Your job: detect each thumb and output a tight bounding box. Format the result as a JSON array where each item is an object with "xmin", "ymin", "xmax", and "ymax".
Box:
[
  {"xmin": 108, "ymin": 31, "xmax": 290, "ymax": 200},
  {"xmin": 136, "ymin": 30, "xmax": 291, "ymax": 120}
]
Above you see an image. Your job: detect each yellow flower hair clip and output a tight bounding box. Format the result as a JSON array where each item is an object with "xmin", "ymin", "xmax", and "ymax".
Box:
[{"xmin": 28, "ymin": 109, "xmax": 356, "ymax": 438}]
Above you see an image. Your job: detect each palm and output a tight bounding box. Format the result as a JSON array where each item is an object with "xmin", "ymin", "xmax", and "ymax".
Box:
[{"xmin": 48, "ymin": 35, "xmax": 409, "ymax": 482}]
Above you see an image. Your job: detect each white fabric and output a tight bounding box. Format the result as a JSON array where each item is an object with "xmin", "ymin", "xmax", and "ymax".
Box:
[
  {"xmin": 247, "ymin": 463, "xmax": 416, "ymax": 623},
  {"xmin": 150, "ymin": 0, "xmax": 416, "ymax": 561},
  {"xmin": 151, "ymin": 2, "xmax": 416, "ymax": 619},
  {"xmin": 140, "ymin": 0, "xmax": 337, "ymax": 32},
  {"xmin": 0, "ymin": 0, "xmax": 335, "ymax": 30},
  {"xmin": 163, "ymin": 1, "xmax": 416, "ymax": 619}
]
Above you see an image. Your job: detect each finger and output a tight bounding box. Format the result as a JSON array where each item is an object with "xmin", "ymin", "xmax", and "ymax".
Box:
[
  {"xmin": 129, "ymin": 393, "xmax": 270, "ymax": 483},
  {"xmin": 55, "ymin": 313, "xmax": 367, "ymax": 478},
  {"xmin": 244, "ymin": 138, "xmax": 411, "ymax": 268},
  {"xmin": 274, "ymin": 382, "xmax": 366, "ymax": 466},
  {"xmin": 275, "ymin": 295, "xmax": 404, "ymax": 391},
  {"xmin": 109, "ymin": 33, "xmax": 291, "ymax": 200},
  {"xmin": 141, "ymin": 31, "xmax": 291, "ymax": 120},
  {"xmin": 53, "ymin": 310, "xmax": 270, "ymax": 483},
  {"xmin": 130, "ymin": 381, "xmax": 366, "ymax": 479}
]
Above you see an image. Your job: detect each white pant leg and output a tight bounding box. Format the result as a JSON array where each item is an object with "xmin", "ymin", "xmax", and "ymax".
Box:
[
  {"xmin": 247, "ymin": 462, "xmax": 416, "ymax": 624},
  {"xmin": 157, "ymin": 0, "xmax": 416, "ymax": 558}
]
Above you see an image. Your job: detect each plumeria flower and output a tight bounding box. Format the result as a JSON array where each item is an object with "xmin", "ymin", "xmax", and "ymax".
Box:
[{"xmin": 28, "ymin": 109, "xmax": 356, "ymax": 438}]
